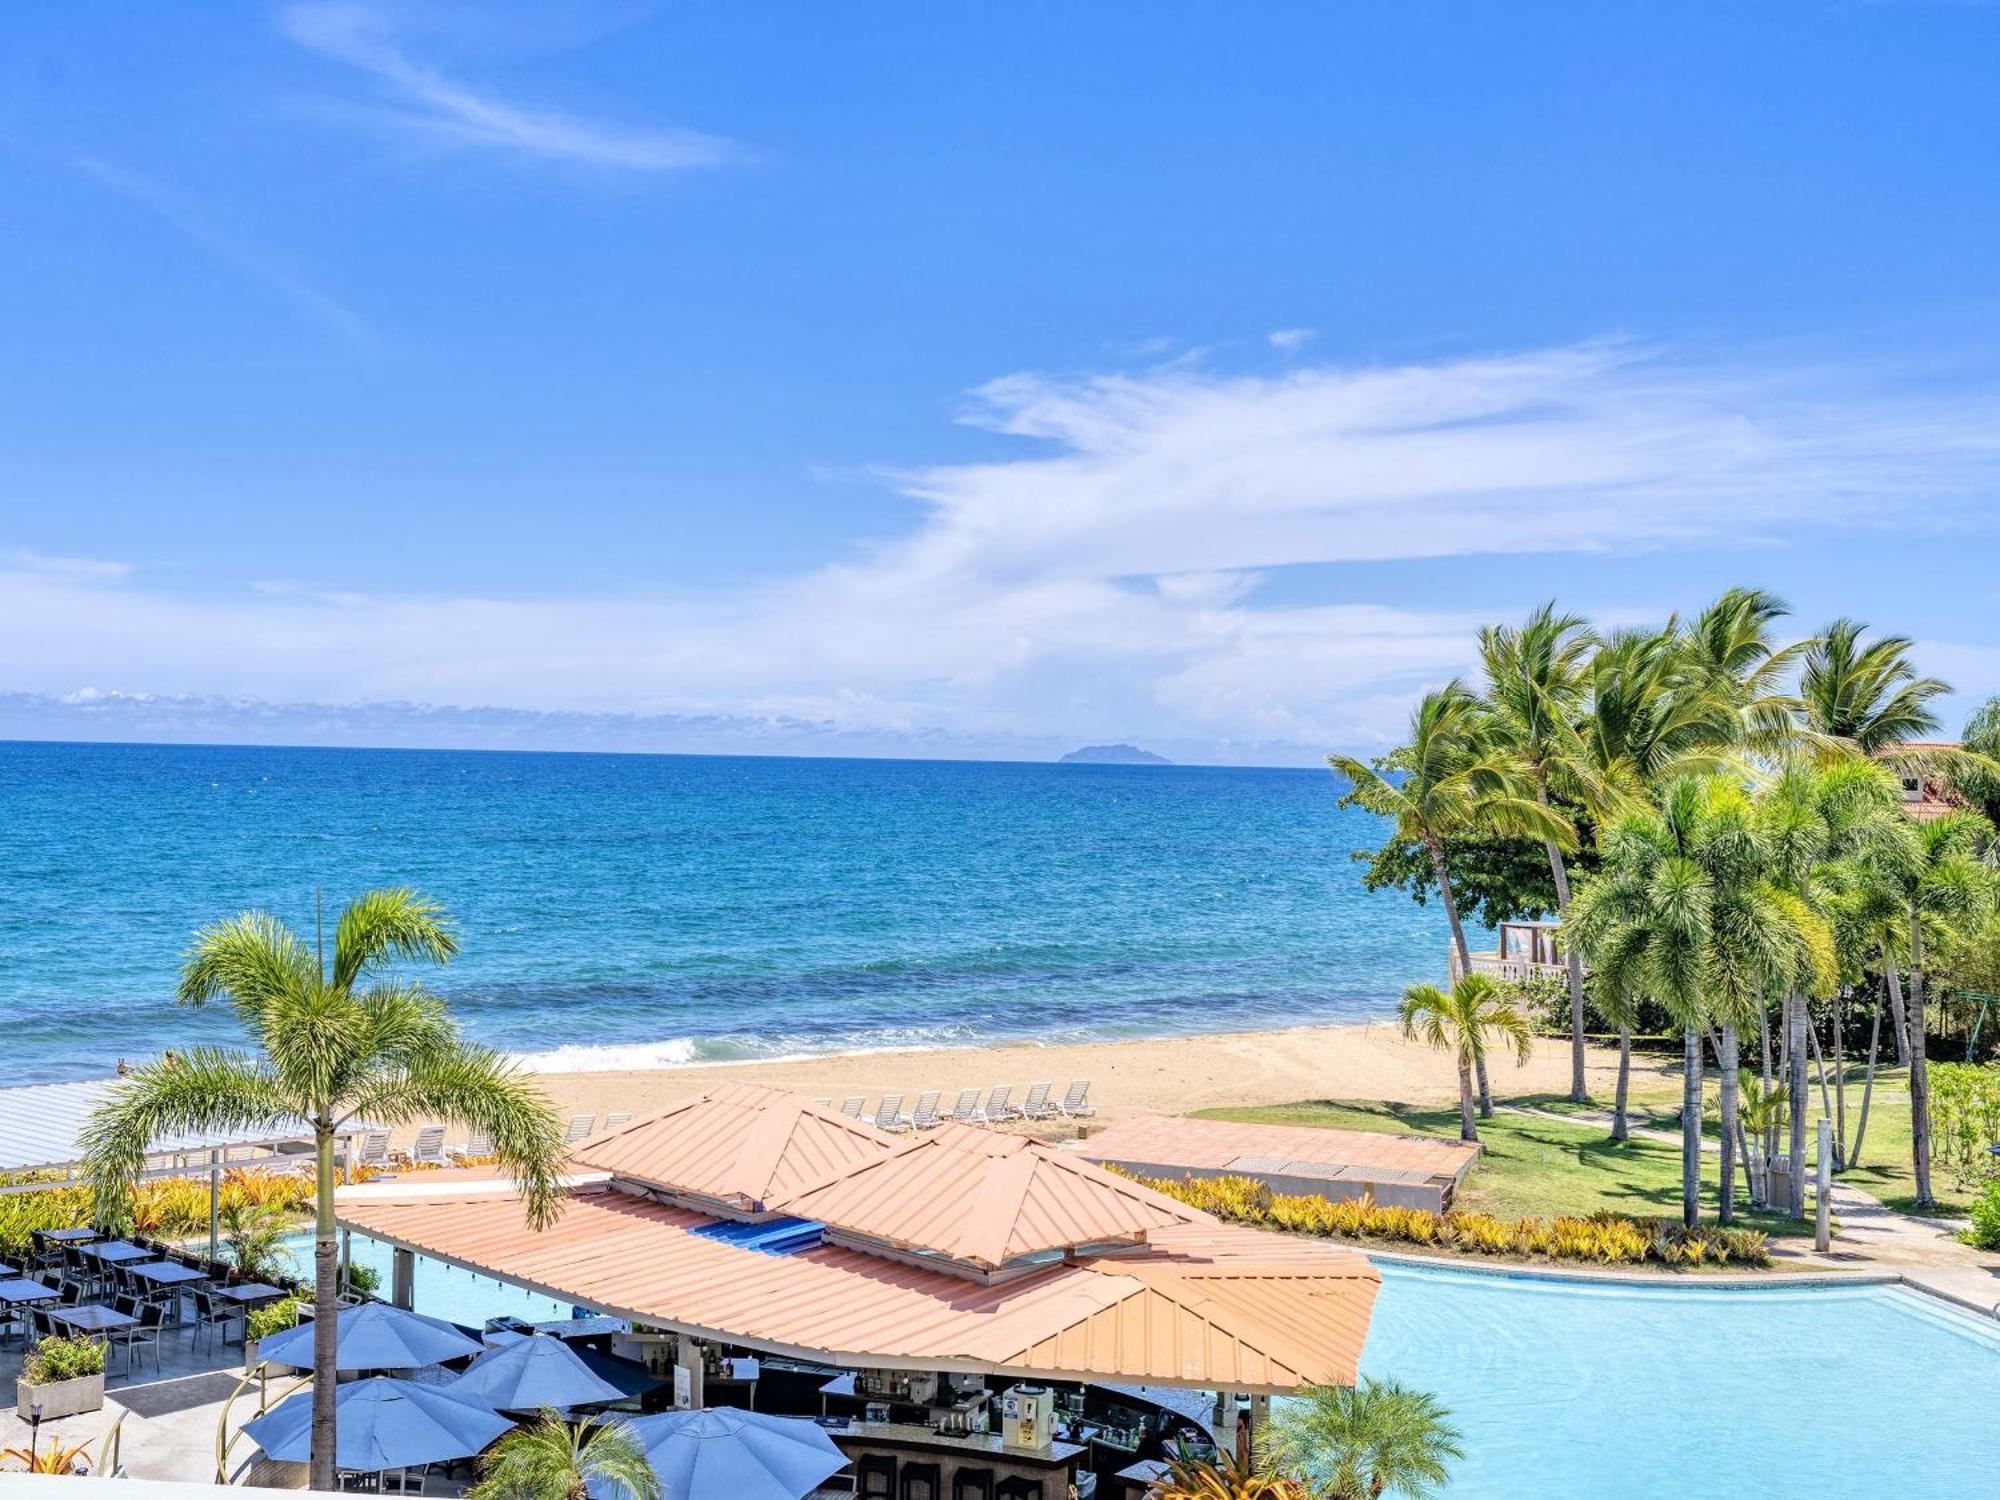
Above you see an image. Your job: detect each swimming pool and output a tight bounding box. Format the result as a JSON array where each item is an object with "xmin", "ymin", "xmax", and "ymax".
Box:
[
  {"xmin": 277, "ymin": 1232, "xmax": 575, "ymax": 1327},
  {"xmin": 1358, "ymin": 1260, "xmax": 2000, "ymax": 1497}
]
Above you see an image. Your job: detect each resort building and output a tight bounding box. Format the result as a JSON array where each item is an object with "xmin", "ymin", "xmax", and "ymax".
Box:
[{"xmin": 332, "ymin": 1083, "xmax": 1382, "ymax": 1495}]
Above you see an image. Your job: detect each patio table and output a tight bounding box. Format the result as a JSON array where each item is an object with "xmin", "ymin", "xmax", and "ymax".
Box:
[
  {"xmin": 128, "ymin": 1260, "xmax": 209, "ymax": 1287},
  {"xmin": 52, "ymin": 1304, "xmax": 138, "ymax": 1335},
  {"xmin": 0, "ymin": 1262, "xmax": 16, "ymax": 1278},
  {"xmin": 41, "ymin": 1229, "xmax": 100, "ymax": 1244},
  {"xmin": 79, "ymin": 1240, "xmax": 150, "ymax": 1264},
  {"xmin": 217, "ymin": 1282, "xmax": 289, "ymax": 1303},
  {"xmin": 0, "ymin": 1279, "xmax": 57, "ymax": 1305}
]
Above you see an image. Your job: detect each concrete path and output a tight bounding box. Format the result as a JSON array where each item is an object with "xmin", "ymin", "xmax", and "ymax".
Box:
[{"xmin": 1499, "ymin": 1102, "xmax": 2000, "ymax": 1318}]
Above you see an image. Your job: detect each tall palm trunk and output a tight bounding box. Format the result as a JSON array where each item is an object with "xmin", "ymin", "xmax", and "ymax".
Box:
[
  {"xmin": 1884, "ymin": 965, "xmax": 1911, "ymax": 1069},
  {"xmin": 1473, "ymin": 1053, "xmax": 1493, "ymax": 1118},
  {"xmin": 1786, "ymin": 993, "xmax": 1808, "ymax": 1219},
  {"xmin": 1537, "ymin": 813, "xmax": 1589, "ymax": 1104},
  {"xmin": 1717, "ymin": 1025, "xmax": 1739, "ymax": 1225},
  {"xmin": 1851, "ymin": 981, "xmax": 1883, "ymax": 1170},
  {"xmin": 1909, "ymin": 909, "xmax": 1936, "ymax": 1209},
  {"xmin": 1430, "ymin": 843, "xmax": 1472, "ymax": 980},
  {"xmin": 1680, "ymin": 1025, "xmax": 1703, "ymax": 1229},
  {"xmin": 1807, "ymin": 1023, "xmax": 1839, "ymax": 1169},
  {"xmin": 1832, "ymin": 993, "xmax": 1847, "ymax": 1170},
  {"xmin": 311, "ymin": 1121, "xmax": 339, "ymax": 1492},
  {"xmin": 1611, "ymin": 1026, "xmax": 1632, "ymax": 1142},
  {"xmin": 1455, "ymin": 1054, "xmax": 1477, "ymax": 1143}
]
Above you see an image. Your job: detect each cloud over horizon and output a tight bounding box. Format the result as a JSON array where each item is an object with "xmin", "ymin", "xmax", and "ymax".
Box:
[{"xmin": 6, "ymin": 340, "xmax": 2000, "ymax": 763}]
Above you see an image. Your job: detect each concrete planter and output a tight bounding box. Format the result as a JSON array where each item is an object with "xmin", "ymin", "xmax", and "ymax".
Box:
[{"xmin": 16, "ymin": 1372, "xmax": 105, "ymax": 1422}]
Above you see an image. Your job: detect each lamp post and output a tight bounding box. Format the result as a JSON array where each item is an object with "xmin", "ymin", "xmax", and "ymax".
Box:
[{"xmin": 28, "ymin": 1394, "xmax": 45, "ymax": 1467}]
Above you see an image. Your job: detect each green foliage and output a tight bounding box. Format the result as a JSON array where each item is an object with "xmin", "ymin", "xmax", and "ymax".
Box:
[
  {"xmin": 469, "ymin": 1412, "xmax": 662, "ymax": 1500},
  {"xmin": 23, "ymin": 1335, "xmax": 106, "ymax": 1384},
  {"xmin": 1928, "ymin": 1063, "xmax": 2000, "ymax": 1190},
  {"xmin": 1115, "ymin": 1170, "xmax": 1772, "ymax": 1269},
  {"xmin": 247, "ymin": 1298, "xmax": 305, "ymax": 1342},
  {"xmin": 1969, "ymin": 1180, "xmax": 2000, "ymax": 1251},
  {"xmin": 1351, "ymin": 828, "xmax": 1570, "ymax": 929},
  {"xmin": 222, "ymin": 1200, "xmax": 292, "ymax": 1286},
  {"xmin": 0, "ymin": 1167, "xmax": 311, "ymax": 1258},
  {"xmin": 1261, "ymin": 1379, "xmax": 1463, "ymax": 1500},
  {"xmin": 345, "ymin": 1261, "xmax": 382, "ymax": 1296}
]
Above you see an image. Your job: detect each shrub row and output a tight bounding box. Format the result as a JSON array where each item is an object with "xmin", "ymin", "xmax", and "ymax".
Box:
[
  {"xmin": 1125, "ymin": 1170, "xmax": 1772, "ymax": 1268},
  {"xmin": 0, "ymin": 1166, "xmax": 314, "ymax": 1256}
]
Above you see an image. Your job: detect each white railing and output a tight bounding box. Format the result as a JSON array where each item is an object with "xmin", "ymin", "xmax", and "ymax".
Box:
[{"xmin": 1448, "ymin": 950, "xmax": 1572, "ymax": 986}]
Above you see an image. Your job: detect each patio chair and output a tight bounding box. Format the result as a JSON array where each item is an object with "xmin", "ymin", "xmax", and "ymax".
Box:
[
  {"xmin": 1020, "ymin": 1081, "xmax": 1057, "ymax": 1120},
  {"xmin": 1056, "ymin": 1080, "xmax": 1096, "ymax": 1118},
  {"xmin": 354, "ymin": 1131, "xmax": 392, "ymax": 1173},
  {"xmin": 57, "ymin": 1280, "xmax": 87, "ymax": 1307},
  {"xmin": 603, "ymin": 1112, "xmax": 632, "ymax": 1130},
  {"xmin": 563, "ymin": 1114, "xmax": 597, "ymax": 1145},
  {"xmin": 30, "ymin": 1308, "xmax": 58, "ymax": 1342},
  {"xmin": 983, "ymin": 1085, "xmax": 1020, "ymax": 1123},
  {"xmin": 909, "ymin": 1091, "xmax": 944, "ymax": 1130},
  {"xmin": 871, "ymin": 1094, "xmax": 912, "ymax": 1133},
  {"xmin": 191, "ymin": 1289, "xmax": 242, "ymax": 1353},
  {"xmin": 113, "ymin": 1303, "xmax": 166, "ymax": 1376},
  {"xmin": 839, "ymin": 1097, "xmax": 866, "ymax": 1119},
  {"xmin": 810, "ymin": 1097, "xmax": 834, "ymax": 1108},
  {"xmin": 407, "ymin": 1125, "xmax": 448, "ymax": 1166},
  {"xmin": 451, "ymin": 1128, "xmax": 493, "ymax": 1163},
  {"xmin": 947, "ymin": 1088, "xmax": 986, "ymax": 1125}
]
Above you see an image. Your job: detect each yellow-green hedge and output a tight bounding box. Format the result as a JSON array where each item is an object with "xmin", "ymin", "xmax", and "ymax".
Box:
[
  {"xmin": 0, "ymin": 1167, "xmax": 314, "ymax": 1255},
  {"xmin": 1122, "ymin": 1170, "xmax": 1770, "ymax": 1268}
]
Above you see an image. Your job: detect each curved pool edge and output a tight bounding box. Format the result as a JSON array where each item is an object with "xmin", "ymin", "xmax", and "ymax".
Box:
[{"xmin": 1362, "ymin": 1245, "xmax": 1897, "ymax": 1289}]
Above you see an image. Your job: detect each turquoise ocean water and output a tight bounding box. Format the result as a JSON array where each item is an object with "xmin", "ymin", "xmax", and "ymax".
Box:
[{"xmin": 0, "ymin": 740, "xmax": 1442, "ymax": 1084}]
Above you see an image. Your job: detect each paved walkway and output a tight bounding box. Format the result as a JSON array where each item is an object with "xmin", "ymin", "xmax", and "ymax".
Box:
[{"xmin": 1501, "ymin": 1103, "xmax": 2000, "ymax": 1317}]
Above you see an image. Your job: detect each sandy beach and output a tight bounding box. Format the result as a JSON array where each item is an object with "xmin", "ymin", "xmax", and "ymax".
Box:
[{"xmin": 524, "ymin": 1022, "xmax": 1671, "ymax": 1130}]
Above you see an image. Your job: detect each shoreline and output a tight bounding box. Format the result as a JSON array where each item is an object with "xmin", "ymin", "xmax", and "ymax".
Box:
[{"xmin": 518, "ymin": 1019, "xmax": 1666, "ymax": 1125}]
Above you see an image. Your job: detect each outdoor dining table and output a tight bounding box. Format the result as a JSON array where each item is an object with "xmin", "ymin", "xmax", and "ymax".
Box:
[
  {"xmin": 41, "ymin": 1229, "xmax": 100, "ymax": 1244},
  {"xmin": 216, "ymin": 1282, "xmax": 289, "ymax": 1304},
  {"xmin": 0, "ymin": 1262, "xmax": 17, "ymax": 1278},
  {"xmin": 0, "ymin": 1279, "xmax": 57, "ymax": 1305},
  {"xmin": 79, "ymin": 1240, "xmax": 151, "ymax": 1265},
  {"xmin": 52, "ymin": 1304, "xmax": 138, "ymax": 1335},
  {"xmin": 128, "ymin": 1260, "xmax": 209, "ymax": 1288}
]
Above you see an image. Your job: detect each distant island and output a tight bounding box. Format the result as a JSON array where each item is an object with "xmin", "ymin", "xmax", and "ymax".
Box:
[{"xmin": 1059, "ymin": 744, "xmax": 1173, "ymax": 766}]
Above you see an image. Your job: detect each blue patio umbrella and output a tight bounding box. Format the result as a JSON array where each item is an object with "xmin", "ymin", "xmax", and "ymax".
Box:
[
  {"xmin": 241, "ymin": 1377, "xmax": 515, "ymax": 1471},
  {"xmin": 589, "ymin": 1409, "xmax": 848, "ymax": 1500},
  {"xmin": 256, "ymin": 1301, "xmax": 486, "ymax": 1372},
  {"xmin": 451, "ymin": 1333, "xmax": 628, "ymax": 1411}
]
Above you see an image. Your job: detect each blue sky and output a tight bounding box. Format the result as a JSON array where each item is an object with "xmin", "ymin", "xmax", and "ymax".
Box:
[{"xmin": 4, "ymin": 0, "xmax": 2000, "ymax": 763}]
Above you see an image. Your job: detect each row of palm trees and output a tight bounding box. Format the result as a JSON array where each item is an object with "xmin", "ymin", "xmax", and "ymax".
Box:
[{"xmin": 1335, "ymin": 589, "xmax": 1997, "ymax": 1227}]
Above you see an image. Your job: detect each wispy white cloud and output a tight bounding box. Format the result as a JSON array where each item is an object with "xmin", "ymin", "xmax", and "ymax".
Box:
[
  {"xmin": 3, "ymin": 549, "xmax": 134, "ymax": 582},
  {"xmin": 280, "ymin": 1, "xmax": 737, "ymax": 171},
  {"xmin": 1268, "ymin": 327, "xmax": 1315, "ymax": 354},
  {"xmin": 7, "ymin": 341, "xmax": 2000, "ymax": 761},
  {"xmin": 69, "ymin": 157, "xmax": 371, "ymax": 345}
]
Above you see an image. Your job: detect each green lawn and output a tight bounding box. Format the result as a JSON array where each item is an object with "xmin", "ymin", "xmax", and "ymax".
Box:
[{"xmin": 1194, "ymin": 1098, "xmax": 1801, "ymax": 1236}]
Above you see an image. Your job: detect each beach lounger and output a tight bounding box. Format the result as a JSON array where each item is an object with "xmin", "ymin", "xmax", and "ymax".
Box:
[
  {"xmin": 451, "ymin": 1128, "xmax": 493, "ymax": 1163},
  {"xmin": 947, "ymin": 1088, "xmax": 986, "ymax": 1125},
  {"xmin": 1056, "ymin": 1080, "xmax": 1096, "ymax": 1118},
  {"xmin": 871, "ymin": 1094, "xmax": 912, "ymax": 1133},
  {"xmin": 563, "ymin": 1114, "xmax": 597, "ymax": 1145},
  {"xmin": 603, "ymin": 1112, "xmax": 632, "ymax": 1130},
  {"xmin": 839, "ymin": 1097, "xmax": 866, "ymax": 1119},
  {"xmin": 810, "ymin": 1098, "xmax": 834, "ymax": 1108},
  {"xmin": 983, "ymin": 1085, "xmax": 1020, "ymax": 1123},
  {"xmin": 909, "ymin": 1091, "xmax": 944, "ymax": 1130},
  {"xmin": 1021, "ymin": 1081, "xmax": 1057, "ymax": 1120},
  {"xmin": 354, "ymin": 1130, "xmax": 391, "ymax": 1172},
  {"xmin": 407, "ymin": 1125, "xmax": 448, "ymax": 1166}
]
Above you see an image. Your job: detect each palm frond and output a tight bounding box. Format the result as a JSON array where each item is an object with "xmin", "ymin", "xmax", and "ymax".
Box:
[{"xmin": 331, "ymin": 888, "xmax": 459, "ymax": 991}]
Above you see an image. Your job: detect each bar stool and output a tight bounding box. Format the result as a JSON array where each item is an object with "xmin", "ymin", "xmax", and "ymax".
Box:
[
  {"xmin": 858, "ymin": 1455, "xmax": 898, "ymax": 1500},
  {"xmin": 952, "ymin": 1466, "xmax": 995, "ymax": 1500},
  {"xmin": 899, "ymin": 1462, "xmax": 941, "ymax": 1500},
  {"xmin": 995, "ymin": 1479, "xmax": 1044, "ymax": 1500}
]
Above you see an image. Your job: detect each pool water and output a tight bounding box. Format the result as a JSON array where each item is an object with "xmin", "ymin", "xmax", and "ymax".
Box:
[
  {"xmin": 277, "ymin": 1231, "xmax": 574, "ymax": 1327},
  {"xmin": 1358, "ymin": 1261, "xmax": 2000, "ymax": 1497}
]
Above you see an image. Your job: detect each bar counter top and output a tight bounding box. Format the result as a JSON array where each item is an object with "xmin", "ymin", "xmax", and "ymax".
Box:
[{"xmin": 830, "ymin": 1421, "xmax": 1086, "ymax": 1469}]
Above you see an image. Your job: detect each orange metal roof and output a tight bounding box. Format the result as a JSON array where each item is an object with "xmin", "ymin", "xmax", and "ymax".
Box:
[
  {"xmin": 768, "ymin": 1123, "xmax": 1204, "ymax": 1271},
  {"xmin": 568, "ymin": 1082, "xmax": 896, "ymax": 1211},
  {"xmin": 334, "ymin": 1179, "xmax": 1378, "ymax": 1393},
  {"xmin": 1077, "ymin": 1115, "xmax": 1479, "ymax": 1184}
]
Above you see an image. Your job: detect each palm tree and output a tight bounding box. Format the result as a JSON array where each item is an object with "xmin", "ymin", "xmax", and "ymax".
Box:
[
  {"xmin": 1260, "ymin": 1379, "xmax": 1463, "ymax": 1500},
  {"xmin": 1332, "ymin": 683, "xmax": 1574, "ymax": 983},
  {"xmin": 1682, "ymin": 585, "xmax": 1807, "ymax": 756},
  {"xmin": 469, "ymin": 1411, "xmax": 662, "ymax": 1500},
  {"xmin": 80, "ymin": 889, "xmax": 568, "ymax": 1493},
  {"xmin": 1799, "ymin": 618, "xmax": 1948, "ymax": 755},
  {"xmin": 1396, "ymin": 974, "xmax": 1534, "ymax": 1140},
  {"xmin": 1478, "ymin": 602, "xmax": 1603, "ymax": 1104},
  {"xmin": 1863, "ymin": 811, "xmax": 1996, "ymax": 1208}
]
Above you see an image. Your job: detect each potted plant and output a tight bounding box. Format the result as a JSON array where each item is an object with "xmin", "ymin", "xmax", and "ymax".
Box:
[
  {"xmin": 15, "ymin": 1336, "xmax": 107, "ymax": 1422},
  {"xmin": 245, "ymin": 1298, "xmax": 304, "ymax": 1369}
]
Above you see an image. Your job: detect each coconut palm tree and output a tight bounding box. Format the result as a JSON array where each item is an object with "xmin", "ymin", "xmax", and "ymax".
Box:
[
  {"xmin": 1799, "ymin": 619, "xmax": 1948, "ymax": 755},
  {"xmin": 1862, "ymin": 810, "xmax": 1997, "ymax": 1207},
  {"xmin": 1682, "ymin": 586, "xmax": 1808, "ymax": 756},
  {"xmin": 80, "ymin": 889, "xmax": 568, "ymax": 1493},
  {"xmin": 1332, "ymin": 682, "xmax": 1575, "ymax": 982},
  {"xmin": 470, "ymin": 1412, "xmax": 661, "ymax": 1500},
  {"xmin": 1396, "ymin": 974, "xmax": 1534, "ymax": 1140},
  {"xmin": 1478, "ymin": 602, "xmax": 1604, "ymax": 1104},
  {"xmin": 1260, "ymin": 1378, "xmax": 1463, "ymax": 1500}
]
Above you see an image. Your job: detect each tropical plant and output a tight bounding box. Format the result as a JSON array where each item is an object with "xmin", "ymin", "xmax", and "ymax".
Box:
[
  {"xmin": 80, "ymin": 888, "xmax": 569, "ymax": 1492},
  {"xmin": 21, "ymin": 1334, "xmax": 106, "ymax": 1385},
  {"xmin": 468, "ymin": 1411, "xmax": 662, "ymax": 1500},
  {"xmin": 1156, "ymin": 1445, "xmax": 1307, "ymax": 1500},
  {"xmin": 246, "ymin": 1298, "xmax": 306, "ymax": 1343},
  {"xmin": 1260, "ymin": 1379, "xmax": 1463, "ymax": 1500},
  {"xmin": 221, "ymin": 1199, "xmax": 290, "ymax": 1286},
  {"xmin": 1477, "ymin": 602, "xmax": 1604, "ymax": 1103},
  {"xmin": 1396, "ymin": 974, "xmax": 1534, "ymax": 1139},
  {"xmin": 1, "ymin": 1435, "xmax": 99, "ymax": 1475},
  {"xmin": 1969, "ymin": 1178, "xmax": 2000, "ymax": 1252},
  {"xmin": 1798, "ymin": 618, "xmax": 1948, "ymax": 755},
  {"xmin": 1929, "ymin": 1063, "xmax": 2000, "ymax": 1189}
]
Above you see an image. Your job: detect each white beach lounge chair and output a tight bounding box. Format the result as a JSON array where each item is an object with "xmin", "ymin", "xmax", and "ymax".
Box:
[
  {"xmin": 563, "ymin": 1114, "xmax": 596, "ymax": 1145},
  {"xmin": 1056, "ymin": 1080, "xmax": 1096, "ymax": 1118},
  {"xmin": 451, "ymin": 1128, "xmax": 492, "ymax": 1163},
  {"xmin": 810, "ymin": 1097, "xmax": 834, "ymax": 1108},
  {"xmin": 872, "ymin": 1094, "xmax": 911, "ymax": 1133},
  {"xmin": 1021, "ymin": 1081, "xmax": 1057, "ymax": 1120},
  {"xmin": 354, "ymin": 1130, "xmax": 391, "ymax": 1172},
  {"xmin": 947, "ymin": 1088, "xmax": 986, "ymax": 1125},
  {"xmin": 407, "ymin": 1125, "xmax": 448, "ymax": 1166},
  {"xmin": 984, "ymin": 1085, "xmax": 1020, "ymax": 1123},
  {"xmin": 603, "ymin": 1112, "xmax": 632, "ymax": 1130},
  {"xmin": 839, "ymin": 1097, "xmax": 866, "ymax": 1119},
  {"xmin": 909, "ymin": 1091, "xmax": 944, "ymax": 1130}
]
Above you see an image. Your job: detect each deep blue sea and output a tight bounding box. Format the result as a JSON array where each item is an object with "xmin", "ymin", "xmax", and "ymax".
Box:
[{"xmin": 0, "ymin": 740, "xmax": 1444, "ymax": 1085}]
